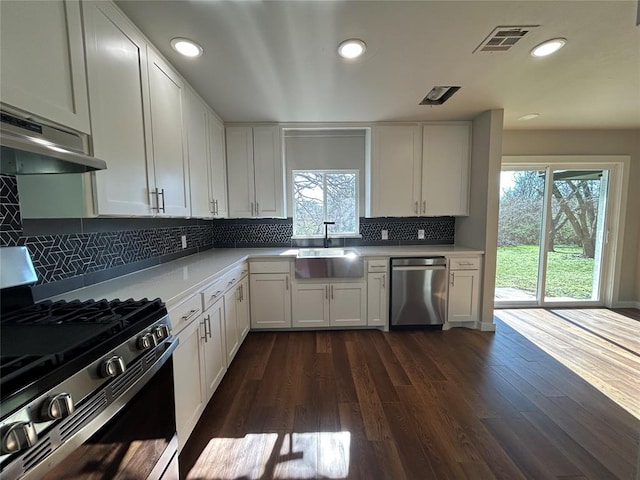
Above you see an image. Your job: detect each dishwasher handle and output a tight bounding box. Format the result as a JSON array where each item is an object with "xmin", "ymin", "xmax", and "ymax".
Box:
[
  {"xmin": 392, "ymin": 265, "xmax": 447, "ymax": 271},
  {"xmin": 391, "ymin": 257, "xmax": 447, "ymax": 267}
]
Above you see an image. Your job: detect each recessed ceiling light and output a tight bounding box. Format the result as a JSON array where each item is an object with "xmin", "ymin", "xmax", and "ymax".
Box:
[
  {"xmin": 518, "ymin": 113, "xmax": 540, "ymax": 121},
  {"xmin": 337, "ymin": 39, "xmax": 366, "ymax": 59},
  {"xmin": 530, "ymin": 38, "xmax": 566, "ymax": 57},
  {"xmin": 171, "ymin": 38, "xmax": 203, "ymax": 58}
]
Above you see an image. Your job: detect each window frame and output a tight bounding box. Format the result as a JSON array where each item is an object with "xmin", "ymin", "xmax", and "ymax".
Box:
[{"xmin": 291, "ymin": 169, "xmax": 360, "ymax": 239}]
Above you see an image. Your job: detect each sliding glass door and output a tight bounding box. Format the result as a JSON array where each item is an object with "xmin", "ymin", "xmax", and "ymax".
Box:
[{"xmin": 496, "ymin": 166, "xmax": 610, "ymax": 306}]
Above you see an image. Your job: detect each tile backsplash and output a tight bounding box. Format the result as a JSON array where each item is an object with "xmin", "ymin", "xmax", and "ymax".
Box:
[
  {"xmin": 2, "ymin": 174, "xmax": 455, "ymax": 298},
  {"xmin": 0, "ymin": 174, "xmax": 214, "ymax": 299}
]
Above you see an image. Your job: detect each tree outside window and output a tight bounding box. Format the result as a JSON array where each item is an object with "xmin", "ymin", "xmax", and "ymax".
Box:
[{"xmin": 293, "ymin": 170, "xmax": 358, "ymax": 237}]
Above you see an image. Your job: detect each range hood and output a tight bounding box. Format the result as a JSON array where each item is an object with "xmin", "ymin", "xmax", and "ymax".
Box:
[{"xmin": 0, "ymin": 111, "xmax": 107, "ymax": 174}]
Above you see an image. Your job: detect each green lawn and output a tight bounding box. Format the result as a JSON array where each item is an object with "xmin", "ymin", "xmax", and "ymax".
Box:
[{"xmin": 496, "ymin": 245, "xmax": 595, "ymax": 299}]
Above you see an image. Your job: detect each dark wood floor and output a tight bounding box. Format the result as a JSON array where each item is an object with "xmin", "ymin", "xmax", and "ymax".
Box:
[{"xmin": 180, "ymin": 317, "xmax": 640, "ymax": 479}]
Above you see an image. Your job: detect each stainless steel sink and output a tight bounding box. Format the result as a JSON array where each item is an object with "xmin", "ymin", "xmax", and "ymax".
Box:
[
  {"xmin": 295, "ymin": 248, "xmax": 364, "ymax": 278},
  {"xmin": 297, "ymin": 248, "xmax": 358, "ymax": 258}
]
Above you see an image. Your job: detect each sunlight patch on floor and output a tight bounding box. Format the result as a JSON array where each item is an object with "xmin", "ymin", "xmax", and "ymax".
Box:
[{"xmin": 187, "ymin": 431, "xmax": 351, "ymax": 480}]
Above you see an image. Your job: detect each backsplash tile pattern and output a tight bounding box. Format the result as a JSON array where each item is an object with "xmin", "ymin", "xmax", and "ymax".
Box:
[
  {"xmin": 0, "ymin": 175, "xmax": 214, "ymax": 293},
  {"xmin": 360, "ymin": 217, "xmax": 454, "ymax": 243},
  {"xmin": 212, "ymin": 216, "xmax": 455, "ymax": 247},
  {"xmin": 212, "ymin": 219, "xmax": 292, "ymax": 247},
  {"xmin": 0, "ymin": 174, "xmax": 22, "ymax": 246}
]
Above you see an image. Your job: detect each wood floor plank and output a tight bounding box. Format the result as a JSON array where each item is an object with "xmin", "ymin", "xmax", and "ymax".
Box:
[
  {"xmin": 180, "ymin": 314, "xmax": 639, "ymax": 480},
  {"xmin": 497, "ymin": 309, "xmax": 640, "ymax": 418}
]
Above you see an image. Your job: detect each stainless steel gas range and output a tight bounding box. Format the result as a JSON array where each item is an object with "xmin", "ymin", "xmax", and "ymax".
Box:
[{"xmin": 0, "ymin": 247, "xmax": 179, "ymax": 479}]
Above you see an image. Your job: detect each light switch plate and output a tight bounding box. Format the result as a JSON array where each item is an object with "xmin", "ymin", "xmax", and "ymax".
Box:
[
  {"xmin": 181, "ymin": 235, "xmax": 187, "ymax": 249},
  {"xmin": 418, "ymin": 229, "xmax": 425, "ymax": 240},
  {"xmin": 381, "ymin": 229, "xmax": 388, "ymax": 240}
]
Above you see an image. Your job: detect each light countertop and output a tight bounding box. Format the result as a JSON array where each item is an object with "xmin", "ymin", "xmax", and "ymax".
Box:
[{"xmin": 50, "ymin": 245, "xmax": 484, "ymax": 309}]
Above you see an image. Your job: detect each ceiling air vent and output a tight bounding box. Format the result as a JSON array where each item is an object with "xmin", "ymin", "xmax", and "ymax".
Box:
[{"xmin": 473, "ymin": 25, "xmax": 539, "ymax": 53}]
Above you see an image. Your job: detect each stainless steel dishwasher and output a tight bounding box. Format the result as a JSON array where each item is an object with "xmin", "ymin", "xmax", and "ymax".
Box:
[{"xmin": 390, "ymin": 257, "xmax": 448, "ymax": 329}]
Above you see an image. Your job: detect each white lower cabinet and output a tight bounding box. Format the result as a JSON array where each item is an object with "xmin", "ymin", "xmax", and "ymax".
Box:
[
  {"xmin": 201, "ymin": 297, "xmax": 226, "ymax": 401},
  {"xmin": 292, "ymin": 282, "xmax": 366, "ymax": 328},
  {"xmin": 367, "ymin": 273, "xmax": 388, "ymax": 327},
  {"xmin": 249, "ymin": 261, "xmax": 292, "ymax": 329},
  {"xmin": 223, "ymin": 275, "xmax": 250, "ymax": 365},
  {"xmin": 173, "ymin": 314, "xmax": 206, "ymax": 451},
  {"xmin": 447, "ymin": 256, "xmax": 481, "ymax": 324}
]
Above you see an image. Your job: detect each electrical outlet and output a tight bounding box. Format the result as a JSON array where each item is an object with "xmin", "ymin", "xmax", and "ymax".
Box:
[
  {"xmin": 418, "ymin": 229, "xmax": 425, "ymax": 240},
  {"xmin": 381, "ymin": 229, "xmax": 388, "ymax": 240},
  {"xmin": 181, "ymin": 235, "xmax": 187, "ymax": 249}
]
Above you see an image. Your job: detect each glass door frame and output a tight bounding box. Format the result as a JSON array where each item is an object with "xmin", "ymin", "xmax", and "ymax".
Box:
[{"xmin": 498, "ymin": 155, "xmax": 629, "ymax": 309}]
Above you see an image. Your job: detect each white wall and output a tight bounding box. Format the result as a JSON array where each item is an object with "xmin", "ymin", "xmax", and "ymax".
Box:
[
  {"xmin": 502, "ymin": 129, "xmax": 640, "ymax": 305},
  {"xmin": 456, "ymin": 109, "xmax": 504, "ymax": 327}
]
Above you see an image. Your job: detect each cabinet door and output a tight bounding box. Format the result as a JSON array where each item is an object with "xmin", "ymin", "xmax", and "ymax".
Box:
[
  {"xmin": 292, "ymin": 283, "xmax": 330, "ymax": 328},
  {"xmin": 202, "ymin": 298, "xmax": 226, "ymax": 401},
  {"xmin": 330, "ymin": 283, "xmax": 367, "ymax": 327},
  {"xmin": 249, "ymin": 274, "xmax": 292, "ymax": 329},
  {"xmin": 186, "ymin": 88, "xmax": 212, "ymax": 218},
  {"xmin": 147, "ymin": 49, "xmax": 190, "ymax": 216},
  {"xmin": 371, "ymin": 125, "xmax": 422, "ymax": 217},
  {"xmin": 0, "ymin": 0, "xmax": 90, "ymax": 133},
  {"xmin": 173, "ymin": 317, "xmax": 205, "ymax": 451},
  {"xmin": 367, "ymin": 273, "xmax": 388, "ymax": 327},
  {"xmin": 253, "ymin": 126, "xmax": 284, "ymax": 218},
  {"xmin": 422, "ymin": 124, "xmax": 471, "ymax": 216},
  {"xmin": 223, "ymin": 289, "xmax": 239, "ymax": 365},
  {"xmin": 237, "ymin": 277, "xmax": 250, "ymax": 340},
  {"xmin": 448, "ymin": 270, "xmax": 479, "ymax": 323},
  {"xmin": 84, "ymin": 1, "xmax": 153, "ymax": 216},
  {"xmin": 208, "ymin": 111, "xmax": 228, "ymax": 218},
  {"xmin": 226, "ymin": 127, "xmax": 255, "ymax": 217}
]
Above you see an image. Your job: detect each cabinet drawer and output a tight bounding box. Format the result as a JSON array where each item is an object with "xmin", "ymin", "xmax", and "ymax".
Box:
[
  {"xmin": 250, "ymin": 260, "xmax": 290, "ymax": 274},
  {"xmin": 221, "ymin": 263, "xmax": 247, "ymax": 290},
  {"xmin": 201, "ymin": 279, "xmax": 226, "ymax": 312},
  {"xmin": 449, "ymin": 257, "xmax": 480, "ymax": 270},
  {"xmin": 169, "ymin": 294, "xmax": 202, "ymax": 333},
  {"xmin": 367, "ymin": 259, "xmax": 388, "ymax": 273}
]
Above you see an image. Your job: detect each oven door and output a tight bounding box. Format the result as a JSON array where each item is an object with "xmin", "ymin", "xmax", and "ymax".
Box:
[
  {"xmin": 11, "ymin": 339, "xmax": 179, "ymax": 480},
  {"xmin": 41, "ymin": 357, "xmax": 177, "ymax": 480}
]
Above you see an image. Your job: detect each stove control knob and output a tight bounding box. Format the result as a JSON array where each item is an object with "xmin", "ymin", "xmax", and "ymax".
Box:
[
  {"xmin": 41, "ymin": 393, "xmax": 75, "ymax": 421},
  {"xmin": 153, "ymin": 324, "xmax": 170, "ymax": 341},
  {"xmin": 100, "ymin": 355, "xmax": 126, "ymax": 378},
  {"xmin": 137, "ymin": 333, "xmax": 157, "ymax": 351},
  {"xmin": 1, "ymin": 421, "xmax": 37, "ymax": 454}
]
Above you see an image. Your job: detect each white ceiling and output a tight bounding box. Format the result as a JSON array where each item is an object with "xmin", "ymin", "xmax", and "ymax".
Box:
[{"xmin": 116, "ymin": 0, "xmax": 640, "ymax": 129}]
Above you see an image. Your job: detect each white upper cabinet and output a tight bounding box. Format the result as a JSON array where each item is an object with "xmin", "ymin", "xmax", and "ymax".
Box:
[
  {"xmin": 371, "ymin": 125, "xmax": 422, "ymax": 217},
  {"xmin": 371, "ymin": 123, "xmax": 471, "ymax": 217},
  {"xmin": 421, "ymin": 124, "xmax": 471, "ymax": 216},
  {"xmin": 147, "ymin": 49, "xmax": 190, "ymax": 216},
  {"xmin": 185, "ymin": 87, "xmax": 228, "ymax": 218},
  {"xmin": 84, "ymin": 0, "xmax": 153, "ymax": 216},
  {"xmin": 226, "ymin": 126, "xmax": 284, "ymax": 218},
  {"xmin": 185, "ymin": 87, "xmax": 211, "ymax": 218},
  {"xmin": 0, "ymin": 0, "xmax": 90, "ymax": 133},
  {"xmin": 207, "ymin": 112, "xmax": 228, "ymax": 218}
]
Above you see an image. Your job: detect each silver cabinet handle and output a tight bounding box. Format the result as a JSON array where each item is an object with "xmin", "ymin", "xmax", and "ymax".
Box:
[
  {"xmin": 215, "ymin": 199, "xmax": 219, "ymax": 216},
  {"xmin": 325, "ymin": 285, "xmax": 328, "ymax": 299},
  {"xmin": 250, "ymin": 202, "xmax": 254, "ymax": 216},
  {"xmin": 256, "ymin": 201, "xmax": 260, "ymax": 216},
  {"xmin": 210, "ymin": 200, "xmax": 215, "ymax": 214},
  {"xmin": 154, "ymin": 188, "xmax": 166, "ymax": 213},
  {"xmin": 330, "ymin": 285, "xmax": 334, "ymax": 300},
  {"xmin": 206, "ymin": 314, "xmax": 212, "ymax": 339},
  {"xmin": 285, "ymin": 275, "xmax": 289, "ymax": 290},
  {"xmin": 182, "ymin": 308, "xmax": 200, "ymax": 321},
  {"xmin": 422, "ymin": 200, "xmax": 426, "ymax": 214},
  {"xmin": 414, "ymin": 201, "xmax": 419, "ymax": 215},
  {"xmin": 382, "ymin": 274, "xmax": 385, "ymax": 289},
  {"xmin": 450, "ymin": 272, "xmax": 455, "ymax": 286},
  {"xmin": 152, "ymin": 188, "xmax": 160, "ymax": 211},
  {"xmin": 200, "ymin": 316, "xmax": 209, "ymax": 342},
  {"xmin": 239, "ymin": 284, "xmax": 243, "ymax": 302}
]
